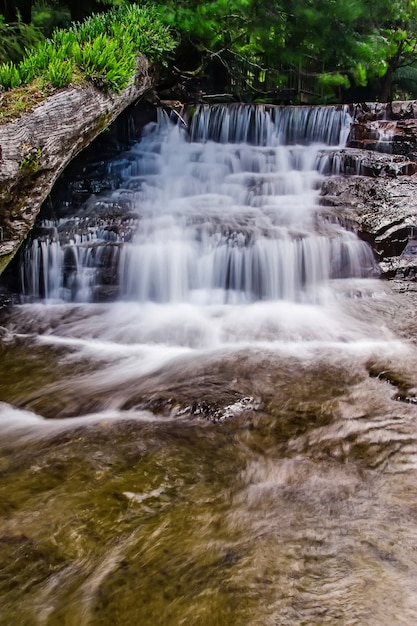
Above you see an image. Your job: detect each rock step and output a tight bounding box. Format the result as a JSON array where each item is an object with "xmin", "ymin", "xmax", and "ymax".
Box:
[{"xmin": 316, "ymin": 148, "xmax": 417, "ymax": 177}]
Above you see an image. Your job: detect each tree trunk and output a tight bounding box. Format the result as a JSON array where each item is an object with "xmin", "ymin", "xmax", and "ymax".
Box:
[
  {"xmin": 379, "ymin": 42, "xmax": 404, "ymax": 103},
  {"xmin": 379, "ymin": 65, "xmax": 394, "ymax": 103}
]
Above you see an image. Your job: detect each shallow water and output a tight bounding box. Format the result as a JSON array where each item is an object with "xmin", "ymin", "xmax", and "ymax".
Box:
[{"xmin": 1, "ymin": 105, "xmax": 417, "ymax": 625}]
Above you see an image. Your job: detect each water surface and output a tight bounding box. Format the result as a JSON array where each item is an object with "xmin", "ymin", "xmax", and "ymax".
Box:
[{"xmin": 1, "ymin": 104, "xmax": 417, "ymax": 625}]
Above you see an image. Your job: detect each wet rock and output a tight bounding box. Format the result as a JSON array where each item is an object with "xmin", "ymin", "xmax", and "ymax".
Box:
[
  {"xmin": 388, "ymin": 100, "xmax": 417, "ymax": 119},
  {"xmin": 317, "ymin": 148, "xmax": 417, "ymax": 177},
  {"xmin": 319, "ymin": 175, "xmax": 417, "ymax": 278},
  {"xmin": 348, "ymin": 102, "xmax": 388, "ymax": 122},
  {"xmin": 347, "ymin": 102, "xmax": 417, "ymax": 157},
  {"xmin": 349, "ymin": 100, "xmax": 417, "ymax": 122}
]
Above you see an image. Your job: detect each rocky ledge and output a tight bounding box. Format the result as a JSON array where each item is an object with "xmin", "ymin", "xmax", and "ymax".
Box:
[
  {"xmin": 0, "ymin": 57, "xmax": 154, "ymax": 274},
  {"xmin": 317, "ymin": 100, "xmax": 417, "ymax": 281},
  {"xmin": 320, "ymin": 167, "xmax": 417, "ymax": 279},
  {"xmin": 347, "ymin": 100, "xmax": 417, "ymax": 157}
]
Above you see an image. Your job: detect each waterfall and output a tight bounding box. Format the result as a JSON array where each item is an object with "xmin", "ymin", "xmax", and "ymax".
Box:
[{"xmin": 19, "ymin": 103, "xmax": 376, "ymax": 303}]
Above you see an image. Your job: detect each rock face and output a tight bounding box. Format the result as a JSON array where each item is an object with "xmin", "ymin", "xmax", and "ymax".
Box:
[
  {"xmin": 319, "ymin": 101, "xmax": 417, "ymax": 280},
  {"xmin": 0, "ymin": 57, "xmax": 153, "ymax": 274},
  {"xmin": 320, "ymin": 176, "xmax": 417, "ymax": 278},
  {"xmin": 347, "ymin": 101, "xmax": 417, "ymax": 157}
]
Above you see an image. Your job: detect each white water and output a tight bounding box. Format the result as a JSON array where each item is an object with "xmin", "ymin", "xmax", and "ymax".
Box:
[
  {"xmin": 14, "ymin": 103, "xmax": 395, "ymax": 402},
  {"xmin": 20, "ymin": 104, "xmax": 375, "ymax": 305}
]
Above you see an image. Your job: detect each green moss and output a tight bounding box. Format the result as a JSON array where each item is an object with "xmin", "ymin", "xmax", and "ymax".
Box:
[
  {"xmin": 19, "ymin": 147, "xmax": 42, "ymax": 173},
  {"xmin": 0, "ymin": 252, "xmax": 14, "ymax": 275},
  {"xmin": 0, "ymin": 78, "xmax": 56, "ymax": 124}
]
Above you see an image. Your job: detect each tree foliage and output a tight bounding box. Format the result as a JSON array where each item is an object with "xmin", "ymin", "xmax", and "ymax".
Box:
[
  {"xmin": 154, "ymin": 0, "xmax": 417, "ymax": 101},
  {"xmin": 2, "ymin": 0, "xmax": 417, "ymax": 101}
]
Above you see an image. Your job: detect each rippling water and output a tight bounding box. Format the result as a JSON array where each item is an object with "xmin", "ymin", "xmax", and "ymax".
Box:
[{"xmin": 1, "ymin": 104, "xmax": 417, "ymax": 625}]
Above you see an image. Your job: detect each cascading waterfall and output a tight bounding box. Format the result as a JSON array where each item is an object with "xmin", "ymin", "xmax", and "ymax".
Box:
[{"xmin": 20, "ymin": 103, "xmax": 376, "ymax": 304}]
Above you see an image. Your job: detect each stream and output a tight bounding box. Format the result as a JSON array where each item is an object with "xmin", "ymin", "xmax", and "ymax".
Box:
[{"xmin": 1, "ymin": 103, "xmax": 417, "ymax": 625}]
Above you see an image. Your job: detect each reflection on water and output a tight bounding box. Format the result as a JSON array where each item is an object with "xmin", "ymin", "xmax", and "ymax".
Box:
[{"xmin": 1, "ymin": 105, "xmax": 417, "ymax": 625}]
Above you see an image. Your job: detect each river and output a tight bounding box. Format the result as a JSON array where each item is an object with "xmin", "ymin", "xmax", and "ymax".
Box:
[{"xmin": 1, "ymin": 103, "xmax": 417, "ymax": 625}]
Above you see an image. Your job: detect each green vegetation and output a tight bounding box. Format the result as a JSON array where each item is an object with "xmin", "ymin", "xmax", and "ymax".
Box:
[
  {"xmin": 154, "ymin": 0, "xmax": 417, "ymax": 101},
  {"xmin": 0, "ymin": 4, "xmax": 176, "ymax": 93},
  {"xmin": 19, "ymin": 146, "xmax": 42, "ymax": 173},
  {"xmin": 1, "ymin": 0, "xmax": 417, "ymax": 104},
  {"xmin": 0, "ymin": 14, "xmax": 44, "ymax": 65},
  {"xmin": 32, "ymin": 3, "xmax": 71, "ymax": 37}
]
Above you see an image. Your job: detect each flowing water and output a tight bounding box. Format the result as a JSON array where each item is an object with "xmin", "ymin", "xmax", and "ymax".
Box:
[{"xmin": 2, "ymin": 104, "xmax": 417, "ymax": 625}]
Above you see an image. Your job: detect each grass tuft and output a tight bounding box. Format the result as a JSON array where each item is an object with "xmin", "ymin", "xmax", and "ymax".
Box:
[{"xmin": 0, "ymin": 4, "xmax": 176, "ymax": 94}]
